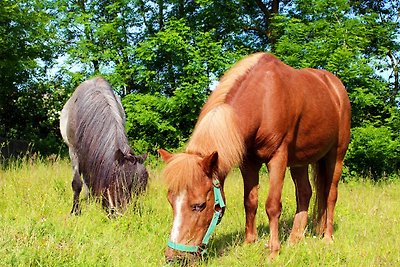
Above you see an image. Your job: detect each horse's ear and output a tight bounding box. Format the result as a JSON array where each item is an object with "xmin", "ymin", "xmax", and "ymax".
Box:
[
  {"xmin": 201, "ymin": 151, "xmax": 218, "ymax": 177},
  {"xmin": 158, "ymin": 149, "xmax": 173, "ymax": 163}
]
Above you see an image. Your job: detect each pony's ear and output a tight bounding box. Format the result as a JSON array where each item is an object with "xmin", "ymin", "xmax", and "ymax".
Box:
[
  {"xmin": 115, "ymin": 149, "xmax": 128, "ymax": 163},
  {"xmin": 115, "ymin": 149, "xmax": 137, "ymax": 164},
  {"xmin": 158, "ymin": 149, "xmax": 173, "ymax": 162},
  {"xmin": 137, "ymin": 153, "xmax": 148, "ymax": 164},
  {"xmin": 201, "ymin": 151, "xmax": 218, "ymax": 177}
]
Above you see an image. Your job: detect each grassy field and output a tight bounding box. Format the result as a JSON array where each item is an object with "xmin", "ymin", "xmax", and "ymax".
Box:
[{"xmin": 0, "ymin": 159, "xmax": 399, "ymax": 266}]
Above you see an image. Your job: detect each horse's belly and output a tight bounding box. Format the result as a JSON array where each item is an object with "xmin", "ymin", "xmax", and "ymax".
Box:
[
  {"xmin": 287, "ymin": 124, "xmax": 339, "ymax": 166},
  {"xmin": 252, "ymin": 116, "xmax": 339, "ymax": 166}
]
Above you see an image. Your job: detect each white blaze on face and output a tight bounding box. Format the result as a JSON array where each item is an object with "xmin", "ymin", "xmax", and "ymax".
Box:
[{"xmin": 170, "ymin": 191, "xmax": 186, "ymax": 242}]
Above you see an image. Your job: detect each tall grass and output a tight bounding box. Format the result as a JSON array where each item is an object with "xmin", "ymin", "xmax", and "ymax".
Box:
[{"xmin": 0, "ymin": 159, "xmax": 399, "ymax": 266}]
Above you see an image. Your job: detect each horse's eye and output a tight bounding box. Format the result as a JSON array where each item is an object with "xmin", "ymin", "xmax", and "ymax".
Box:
[{"xmin": 191, "ymin": 202, "xmax": 206, "ymax": 212}]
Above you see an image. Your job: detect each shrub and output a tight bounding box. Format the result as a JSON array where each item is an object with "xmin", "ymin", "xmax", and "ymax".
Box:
[{"xmin": 345, "ymin": 125, "xmax": 400, "ymax": 180}]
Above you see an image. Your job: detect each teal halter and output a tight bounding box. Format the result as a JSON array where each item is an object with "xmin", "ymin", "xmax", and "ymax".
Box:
[{"xmin": 167, "ymin": 179, "xmax": 226, "ymax": 256}]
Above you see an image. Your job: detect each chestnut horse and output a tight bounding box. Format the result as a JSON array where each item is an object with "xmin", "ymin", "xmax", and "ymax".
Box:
[
  {"xmin": 159, "ymin": 53, "xmax": 351, "ymax": 261},
  {"xmin": 60, "ymin": 77, "xmax": 148, "ymax": 214}
]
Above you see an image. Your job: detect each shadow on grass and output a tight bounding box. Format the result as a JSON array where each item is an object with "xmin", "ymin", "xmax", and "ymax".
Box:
[
  {"xmin": 204, "ymin": 216, "xmax": 295, "ymax": 260},
  {"xmin": 205, "ymin": 215, "xmax": 339, "ymax": 261}
]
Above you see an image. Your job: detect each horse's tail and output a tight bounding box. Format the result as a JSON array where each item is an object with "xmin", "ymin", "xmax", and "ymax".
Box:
[{"xmin": 312, "ymin": 159, "xmax": 328, "ymax": 235}]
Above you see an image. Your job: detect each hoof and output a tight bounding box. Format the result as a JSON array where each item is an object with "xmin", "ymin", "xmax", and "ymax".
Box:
[
  {"xmin": 288, "ymin": 233, "xmax": 303, "ymax": 245},
  {"xmin": 269, "ymin": 250, "xmax": 279, "ymax": 261},
  {"xmin": 244, "ymin": 236, "xmax": 257, "ymax": 244},
  {"xmin": 323, "ymin": 235, "xmax": 334, "ymax": 244}
]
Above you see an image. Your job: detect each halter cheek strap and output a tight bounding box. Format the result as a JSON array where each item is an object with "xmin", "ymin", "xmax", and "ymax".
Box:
[{"xmin": 167, "ymin": 179, "xmax": 226, "ymax": 256}]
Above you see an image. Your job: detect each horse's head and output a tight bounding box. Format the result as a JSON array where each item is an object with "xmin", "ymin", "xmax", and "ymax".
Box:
[{"xmin": 159, "ymin": 149, "xmax": 226, "ymax": 262}]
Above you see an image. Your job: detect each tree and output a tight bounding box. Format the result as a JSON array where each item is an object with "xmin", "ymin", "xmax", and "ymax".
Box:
[
  {"xmin": 123, "ymin": 19, "xmax": 243, "ymax": 153},
  {"xmin": 272, "ymin": 0, "xmax": 397, "ymax": 128},
  {"xmin": 0, "ymin": 0, "xmax": 60, "ymax": 150},
  {"xmin": 2, "ymin": 0, "xmax": 399, "ymax": 178},
  {"xmin": 54, "ymin": 0, "xmax": 146, "ymax": 93}
]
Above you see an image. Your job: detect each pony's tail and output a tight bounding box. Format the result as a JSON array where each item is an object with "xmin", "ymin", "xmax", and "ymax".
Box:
[{"xmin": 312, "ymin": 160, "xmax": 328, "ymax": 236}]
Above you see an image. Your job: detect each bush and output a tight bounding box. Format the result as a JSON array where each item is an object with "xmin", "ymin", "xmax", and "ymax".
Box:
[
  {"xmin": 122, "ymin": 93, "xmax": 181, "ymax": 154},
  {"xmin": 122, "ymin": 88, "xmax": 206, "ymax": 154},
  {"xmin": 345, "ymin": 125, "xmax": 400, "ymax": 180}
]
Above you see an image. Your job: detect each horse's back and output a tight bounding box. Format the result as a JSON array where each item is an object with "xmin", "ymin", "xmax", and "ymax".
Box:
[
  {"xmin": 229, "ymin": 53, "xmax": 351, "ymax": 165},
  {"xmin": 307, "ymin": 68, "xmax": 351, "ymax": 156}
]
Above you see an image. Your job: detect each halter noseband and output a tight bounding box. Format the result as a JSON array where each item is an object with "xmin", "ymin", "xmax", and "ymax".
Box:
[{"xmin": 167, "ymin": 179, "xmax": 226, "ymax": 256}]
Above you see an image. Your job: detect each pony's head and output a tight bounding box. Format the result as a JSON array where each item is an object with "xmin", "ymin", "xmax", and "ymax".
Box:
[
  {"xmin": 103, "ymin": 149, "xmax": 148, "ymax": 212},
  {"xmin": 159, "ymin": 149, "xmax": 226, "ymax": 261}
]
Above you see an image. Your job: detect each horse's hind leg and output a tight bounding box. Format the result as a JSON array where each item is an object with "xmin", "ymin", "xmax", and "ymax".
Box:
[
  {"xmin": 323, "ymin": 156, "xmax": 344, "ymax": 242},
  {"xmin": 69, "ymin": 148, "xmax": 82, "ymax": 215},
  {"xmin": 314, "ymin": 151, "xmax": 344, "ymax": 242},
  {"xmin": 240, "ymin": 157, "xmax": 261, "ymax": 243},
  {"xmin": 288, "ymin": 166, "xmax": 312, "ymax": 244}
]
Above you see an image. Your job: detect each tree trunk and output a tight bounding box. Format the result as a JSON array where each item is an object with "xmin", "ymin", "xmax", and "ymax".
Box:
[
  {"xmin": 271, "ymin": 0, "xmax": 279, "ymax": 14},
  {"xmin": 178, "ymin": 0, "xmax": 185, "ymax": 18},
  {"xmin": 388, "ymin": 50, "xmax": 399, "ymax": 104},
  {"xmin": 254, "ymin": 0, "xmax": 280, "ymax": 49},
  {"xmin": 158, "ymin": 0, "xmax": 164, "ymax": 30}
]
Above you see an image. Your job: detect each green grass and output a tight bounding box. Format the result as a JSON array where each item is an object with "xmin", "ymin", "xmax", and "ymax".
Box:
[{"xmin": 0, "ymin": 159, "xmax": 399, "ymax": 266}]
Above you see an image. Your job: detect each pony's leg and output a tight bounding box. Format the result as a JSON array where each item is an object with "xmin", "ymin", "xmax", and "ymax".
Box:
[
  {"xmin": 288, "ymin": 166, "xmax": 312, "ymax": 244},
  {"xmin": 69, "ymin": 148, "xmax": 82, "ymax": 215},
  {"xmin": 82, "ymin": 176, "xmax": 90, "ymax": 201},
  {"xmin": 240, "ymin": 158, "xmax": 261, "ymax": 243},
  {"xmin": 265, "ymin": 152, "xmax": 287, "ymax": 259}
]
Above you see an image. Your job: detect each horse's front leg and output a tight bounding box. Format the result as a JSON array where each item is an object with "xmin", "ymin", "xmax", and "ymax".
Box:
[
  {"xmin": 266, "ymin": 152, "xmax": 287, "ymax": 259},
  {"xmin": 240, "ymin": 158, "xmax": 261, "ymax": 243}
]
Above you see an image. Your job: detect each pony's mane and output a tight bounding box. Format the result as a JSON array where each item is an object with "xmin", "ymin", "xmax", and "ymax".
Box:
[
  {"xmin": 165, "ymin": 53, "xmax": 266, "ymax": 192},
  {"xmin": 73, "ymin": 77, "xmax": 133, "ymax": 195}
]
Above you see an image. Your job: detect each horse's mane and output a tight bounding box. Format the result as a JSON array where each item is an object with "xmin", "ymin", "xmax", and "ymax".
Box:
[
  {"xmin": 163, "ymin": 153, "xmax": 204, "ymax": 193},
  {"xmin": 73, "ymin": 77, "xmax": 132, "ymax": 195},
  {"xmin": 165, "ymin": 53, "xmax": 266, "ymax": 192},
  {"xmin": 197, "ymin": 52, "xmax": 266, "ymax": 121}
]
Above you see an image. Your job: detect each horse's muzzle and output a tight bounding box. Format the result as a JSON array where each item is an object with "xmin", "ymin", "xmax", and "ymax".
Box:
[{"xmin": 165, "ymin": 247, "xmax": 199, "ymax": 264}]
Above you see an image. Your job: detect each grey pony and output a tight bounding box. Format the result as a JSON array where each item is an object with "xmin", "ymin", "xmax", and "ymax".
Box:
[{"xmin": 60, "ymin": 77, "xmax": 148, "ymax": 214}]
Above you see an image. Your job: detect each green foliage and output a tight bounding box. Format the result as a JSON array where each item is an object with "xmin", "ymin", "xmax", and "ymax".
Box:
[
  {"xmin": 345, "ymin": 125, "xmax": 400, "ymax": 179},
  {"xmin": 123, "ymin": 18, "xmax": 244, "ymax": 153},
  {"xmin": 0, "ymin": 0, "xmax": 62, "ymax": 154},
  {"xmin": 132, "ymin": 18, "xmax": 242, "ymax": 95},
  {"xmin": 53, "ymin": 0, "xmax": 139, "ymax": 90},
  {"xmin": 272, "ymin": 0, "xmax": 394, "ymax": 128},
  {"xmin": 123, "ymin": 93, "xmax": 180, "ymax": 153},
  {"xmin": 1, "ymin": 0, "xmax": 400, "ymax": 178}
]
